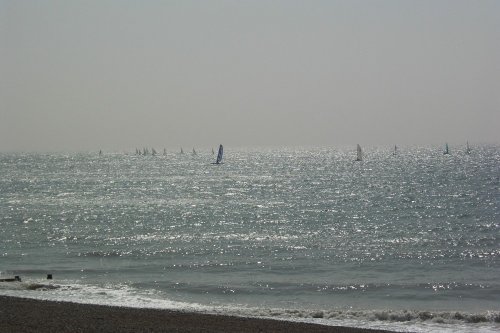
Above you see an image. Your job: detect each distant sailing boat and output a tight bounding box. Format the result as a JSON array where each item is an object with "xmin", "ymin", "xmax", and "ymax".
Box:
[
  {"xmin": 356, "ymin": 144, "xmax": 362, "ymax": 161},
  {"xmin": 151, "ymin": 148, "xmax": 157, "ymax": 156},
  {"xmin": 212, "ymin": 148, "xmax": 215, "ymax": 155},
  {"xmin": 466, "ymin": 141, "xmax": 471, "ymax": 154},
  {"xmin": 163, "ymin": 148, "xmax": 167, "ymax": 156},
  {"xmin": 444, "ymin": 143, "xmax": 450, "ymax": 155},
  {"xmin": 213, "ymin": 144, "xmax": 223, "ymax": 164},
  {"xmin": 192, "ymin": 148, "xmax": 197, "ymax": 156},
  {"xmin": 180, "ymin": 147, "xmax": 184, "ymax": 154},
  {"xmin": 393, "ymin": 145, "xmax": 398, "ymax": 156}
]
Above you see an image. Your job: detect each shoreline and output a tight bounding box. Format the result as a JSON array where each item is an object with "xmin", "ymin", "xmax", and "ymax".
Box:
[{"xmin": 0, "ymin": 295, "xmax": 401, "ymax": 333}]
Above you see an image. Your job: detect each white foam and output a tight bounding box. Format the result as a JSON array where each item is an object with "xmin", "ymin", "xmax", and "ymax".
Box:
[{"xmin": 0, "ymin": 279, "xmax": 209, "ymax": 312}]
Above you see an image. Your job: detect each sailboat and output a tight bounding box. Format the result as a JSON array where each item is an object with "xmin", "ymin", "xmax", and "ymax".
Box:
[
  {"xmin": 466, "ymin": 141, "xmax": 471, "ymax": 154},
  {"xmin": 163, "ymin": 148, "xmax": 167, "ymax": 156},
  {"xmin": 356, "ymin": 144, "xmax": 362, "ymax": 161},
  {"xmin": 444, "ymin": 143, "xmax": 450, "ymax": 155},
  {"xmin": 213, "ymin": 144, "xmax": 223, "ymax": 164},
  {"xmin": 212, "ymin": 148, "xmax": 215, "ymax": 155},
  {"xmin": 393, "ymin": 145, "xmax": 398, "ymax": 156},
  {"xmin": 192, "ymin": 148, "xmax": 197, "ymax": 156},
  {"xmin": 180, "ymin": 147, "xmax": 184, "ymax": 154},
  {"xmin": 151, "ymin": 148, "xmax": 157, "ymax": 156}
]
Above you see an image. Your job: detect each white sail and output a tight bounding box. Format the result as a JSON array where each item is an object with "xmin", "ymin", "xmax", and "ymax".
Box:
[{"xmin": 356, "ymin": 144, "xmax": 362, "ymax": 161}]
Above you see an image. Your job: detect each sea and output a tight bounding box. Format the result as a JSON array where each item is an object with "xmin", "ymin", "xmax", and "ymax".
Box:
[{"xmin": 1, "ymin": 145, "xmax": 499, "ymax": 332}]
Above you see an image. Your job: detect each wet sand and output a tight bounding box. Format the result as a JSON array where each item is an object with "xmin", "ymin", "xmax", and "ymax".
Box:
[{"xmin": 0, "ymin": 296, "xmax": 401, "ymax": 333}]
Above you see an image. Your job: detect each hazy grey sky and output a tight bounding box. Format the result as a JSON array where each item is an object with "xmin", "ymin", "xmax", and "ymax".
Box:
[{"xmin": 1, "ymin": 0, "xmax": 499, "ymax": 151}]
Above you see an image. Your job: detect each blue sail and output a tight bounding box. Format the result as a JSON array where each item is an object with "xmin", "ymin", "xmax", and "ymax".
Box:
[{"xmin": 215, "ymin": 144, "xmax": 223, "ymax": 164}]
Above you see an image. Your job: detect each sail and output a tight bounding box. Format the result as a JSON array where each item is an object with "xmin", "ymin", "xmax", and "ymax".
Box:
[
  {"xmin": 192, "ymin": 148, "xmax": 197, "ymax": 156},
  {"xmin": 356, "ymin": 144, "xmax": 362, "ymax": 161},
  {"xmin": 215, "ymin": 144, "xmax": 223, "ymax": 164},
  {"xmin": 466, "ymin": 141, "xmax": 471, "ymax": 154},
  {"xmin": 444, "ymin": 143, "xmax": 449, "ymax": 155},
  {"xmin": 180, "ymin": 147, "xmax": 184, "ymax": 154},
  {"xmin": 393, "ymin": 145, "xmax": 397, "ymax": 156}
]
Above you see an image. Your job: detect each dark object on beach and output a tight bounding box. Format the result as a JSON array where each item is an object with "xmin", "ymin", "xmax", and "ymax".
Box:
[
  {"xmin": 0, "ymin": 276, "xmax": 21, "ymax": 282},
  {"xmin": 47, "ymin": 274, "xmax": 53, "ymax": 280}
]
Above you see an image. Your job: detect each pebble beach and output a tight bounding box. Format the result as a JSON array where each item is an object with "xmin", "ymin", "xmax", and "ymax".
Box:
[{"xmin": 0, "ymin": 296, "xmax": 399, "ymax": 333}]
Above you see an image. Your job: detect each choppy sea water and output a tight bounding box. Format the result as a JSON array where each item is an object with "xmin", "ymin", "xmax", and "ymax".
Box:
[{"xmin": 1, "ymin": 145, "xmax": 499, "ymax": 332}]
